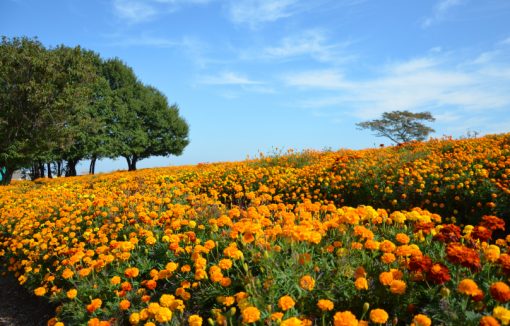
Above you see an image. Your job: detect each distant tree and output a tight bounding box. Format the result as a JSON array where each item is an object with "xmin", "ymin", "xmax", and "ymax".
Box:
[
  {"xmin": 102, "ymin": 59, "xmax": 189, "ymax": 171},
  {"xmin": 356, "ymin": 110, "xmax": 435, "ymax": 144}
]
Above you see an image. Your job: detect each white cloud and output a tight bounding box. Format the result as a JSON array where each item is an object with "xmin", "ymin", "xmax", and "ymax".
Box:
[
  {"xmin": 263, "ymin": 30, "xmax": 352, "ymax": 63},
  {"xmin": 282, "ymin": 52, "xmax": 510, "ymax": 121},
  {"xmin": 112, "ymin": 0, "xmax": 211, "ymax": 23},
  {"xmin": 227, "ymin": 0, "xmax": 298, "ymax": 27},
  {"xmin": 422, "ymin": 0, "xmax": 464, "ymax": 28},
  {"xmin": 198, "ymin": 72, "xmax": 262, "ymax": 85},
  {"xmin": 282, "ymin": 70, "xmax": 351, "ymax": 89}
]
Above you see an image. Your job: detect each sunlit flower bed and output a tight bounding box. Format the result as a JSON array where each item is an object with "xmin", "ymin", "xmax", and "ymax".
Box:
[{"xmin": 1, "ymin": 134, "xmax": 510, "ymax": 325}]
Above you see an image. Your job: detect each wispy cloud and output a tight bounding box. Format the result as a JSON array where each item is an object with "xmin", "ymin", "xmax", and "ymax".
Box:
[
  {"xmin": 198, "ymin": 72, "xmax": 262, "ymax": 86},
  {"xmin": 227, "ymin": 0, "xmax": 298, "ymax": 27},
  {"xmin": 112, "ymin": 0, "xmax": 211, "ymax": 23},
  {"xmin": 422, "ymin": 0, "xmax": 464, "ymax": 28},
  {"xmin": 262, "ymin": 29, "xmax": 353, "ymax": 64},
  {"xmin": 283, "ymin": 50, "xmax": 510, "ymax": 121}
]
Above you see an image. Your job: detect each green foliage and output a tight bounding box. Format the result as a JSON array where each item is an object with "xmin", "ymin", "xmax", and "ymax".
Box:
[{"xmin": 357, "ymin": 110, "xmax": 435, "ymax": 144}]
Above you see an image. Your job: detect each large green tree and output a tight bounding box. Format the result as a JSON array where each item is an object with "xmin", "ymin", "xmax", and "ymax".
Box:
[{"xmin": 356, "ymin": 110, "xmax": 435, "ymax": 145}]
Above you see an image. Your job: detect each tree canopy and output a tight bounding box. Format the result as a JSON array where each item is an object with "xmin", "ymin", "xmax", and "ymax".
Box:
[
  {"xmin": 0, "ymin": 36, "xmax": 189, "ymax": 184},
  {"xmin": 356, "ymin": 110, "xmax": 435, "ymax": 145}
]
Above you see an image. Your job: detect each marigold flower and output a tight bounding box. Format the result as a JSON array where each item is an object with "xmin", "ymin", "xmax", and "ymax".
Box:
[
  {"xmin": 333, "ymin": 310, "xmax": 358, "ymax": 326},
  {"xmin": 411, "ymin": 314, "xmax": 431, "ymax": 326},
  {"xmin": 479, "ymin": 315, "xmax": 501, "ymax": 326},
  {"xmin": 278, "ymin": 295, "xmax": 296, "ymax": 311},
  {"xmin": 379, "ymin": 271, "xmax": 393, "ymax": 286},
  {"xmin": 317, "ymin": 299, "xmax": 334, "ymax": 311},
  {"xmin": 271, "ymin": 312, "xmax": 284, "ymax": 321},
  {"xmin": 458, "ymin": 279, "xmax": 483, "ymax": 300},
  {"xmin": 155, "ymin": 307, "xmax": 172, "ymax": 323},
  {"xmin": 110, "ymin": 276, "xmax": 121, "ymax": 285},
  {"xmin": 119, "ymin": 299, "xmax": 131, "ymax": 310},
  {"xmin": 188, "ymin": 314, "xmax": 203, "ymax": 326},
  {"xmin": 218, "ymin": 259, "xmax": 233, "ymax": 270},
  {"xmin": 67, "ymin": 289, "xmax": 77, "ymax": 299},
  {"xmin": 490, "ymin": 282, "xmax": 510, "ymax": 303},
  {"xmin": 493, "ymin": 306, "xmax": 510, "ymax": 325},
  {"xmin": 129, "ymin": 312, "xmax": 140, "ymax": 325},
  {"xmin": 390, "ymin": 280, "xmax": 406, "ymax": 294},
  {"xmin": 124, "ymin": 267, "xmax": 139, "ymax": 278},
  {"xmin": 281, "ymin": 317, "xmax": 304, "ymax": 326},
  {"xmin": 427, "ymin": 263, "xmax": 451, "ymax": 284},
  {"xmin": 62, "ymin": 268, "xmax": 74, "ymax": 279},
  {"xmin": 369, "ymin": 309, "xmax": 389, "ymax": 324},
  {"xmin": 87, "ymin": 298, "xmax": 102, "ymax": 313},
  {"xmin": 299, "ymin": 275, "xmax": 315, "ymax": 291},
  {"xmin": 381, "ymin": 253, "xmax": 396, "ymax": 264},
  {"xmin": 355, "ymin": 277, "xmax": 369, "ymax": 290},
  {"xmin": 32, "ymin": 287, "xmax": 46, "ymax": 296},
  {"xmin": 242, "ymin": 306, "xmax": 261, "ymax": 323},
  {"xmin": 395, "ymin": 233, "xmax": 410, "ymax": 244}
]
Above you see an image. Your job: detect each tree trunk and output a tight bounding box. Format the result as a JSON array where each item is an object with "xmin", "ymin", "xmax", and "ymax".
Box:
[
  {"xmin": 31, "ymin": 162, "xmax": 40, "ymax": 180},
  {"xmin": 47, "ymin": 163, "xmax": 52, "ymax": 178},
  {"xmin": 39, "ymin": 161, "xmax": 45, "ymax": 178},
  {"xmin": 65, "ymin": 159, "xmax": 78, "ymax": 177},
  {"xmin": 57, "ymin": 161, "xmax": 63, "ymax": 177},
  {"xmin": 0, "ymin": 167, "xmax": 14, "ymax": 185},
  {"xmin": 125, "ymin": 156, "xmax": 138, "ymax": 171},
  {"xmin": 89, "ymin": 156, "xmax": 97, "ymax": 175}
]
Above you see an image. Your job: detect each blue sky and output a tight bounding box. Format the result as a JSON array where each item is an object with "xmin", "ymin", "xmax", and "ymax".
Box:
[{"xmin": 2, "ymin": 0, "xmax": 510, "ymax": 173}]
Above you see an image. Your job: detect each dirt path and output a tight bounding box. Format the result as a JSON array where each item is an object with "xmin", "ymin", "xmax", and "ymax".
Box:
[{"xmin": 0, "ymin": 276, "xmax": 55, "ymax": 326}]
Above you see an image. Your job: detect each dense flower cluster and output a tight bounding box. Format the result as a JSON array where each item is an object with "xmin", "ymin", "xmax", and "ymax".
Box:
[{"xmin": 0, "ymin": 134, "xmax": 509, "ymax": 325}]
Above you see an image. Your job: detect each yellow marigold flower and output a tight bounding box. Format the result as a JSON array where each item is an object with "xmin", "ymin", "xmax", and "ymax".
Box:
[
  {"xmin": 299, "ymin": 275, "xmax": 315, "ymax": 291},
  {"xmin": 494, "ymin": 306, "xmax": 510, "ymax": 325},
  {"xmin": 155, "ymin": 307, "xmax": 172, "ymax": 323},
  {"xmin": 242, "ymin": 307, "xmax": 261, "ymax": 323},
  {"xmin": 317, "ymin": 299, "xmax": 334, "ymax": 311},
  {"xmin": 333, "ymin": 311, "xmax": 358, "ymax": 326},
  {"xmin": 129, "ymin": 312, "xmax": 140, "ymax": 325},
  {"xmin": 147, "ymin": 302, "xmax": 161, "ymax": 315},
  {"xmin": 165, "ymin": 262, "xmax": 178, "ymax": 273},
  {"xmin": 485, "ymin": 245, "xmax": 501, "ymax": 263},
  {"xmin": 390, "ymin": 280, "xmax": 406, "ymax": 295},
  {"xmin": 355, "ymin": 277, "xmax": 369, "ymax": 290},
  {"xmin": 110, "ymin": 276, "xmax": 121, "ymax": 285},
  {"xmin": 67, "ymin": 289, "xmax": 77, "ymax": 299},
  {"xmin": 188, "ymin": 315, "xmax": 203, "ymax": 326},
  {"xmin": 370, "ymin": 309, "xmax": 389, "ymax": 324},
  {"xmin": 278, "ymin": 295, "xmax": 296, "ymax": 311},
  {"xmin": 281, "ymin": 317, "xmax": 303, "ymax": 326},
  {"xmin": 34, "ymin": 287, "xmax": 46, "ymax": 296},
  {"xmin": 54, "ymin": 322, "xmax": 64, "ymax": 326},
  {"xmin": 411, "ymin": 314, "xmax": 431, "ymax": 326}
]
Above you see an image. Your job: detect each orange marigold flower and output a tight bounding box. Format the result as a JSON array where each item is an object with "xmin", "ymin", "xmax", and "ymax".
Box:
[
  {"xmin": 379, "ymin": 240, "xmax": 396, "ymax": 253},
  {"xmin": 427, "ymin": 263, "xmax": 451, "ymax": 285},
  {"xmin": 317, "ymin": 299, "xmax": 334, "ymax": 311},
  {"xmin": 480, "ymin": 215, "xmax": 505, "ymax": 231},
  {"xmin": 129, "ymin": 313, "xmax": 140, "ymax": 325},
  {"xmin": 299, "ymin": 275, "xmax": 315, "ymax": 291},
  {"xmin": 355, "ymin": 277, "xmax": 369, "ymax": 291},
  {"xmin": 155, "ymin": 307, "xmax": 172, "ymax": 323},
  {"xmin": 278, "ymin": 295, "xmax": 296, "ymax": 311},
  {"xmin": 34, "ymin": 287, "xmax": 46, "ymax": 296},
  {"xmin": 271, "ymin": 312, "xmax": 284, "ymax": 321},
  {"xmin": 67, "ymin": 289, "xmax": 78, "ymax": 299},
  {"xmin": 395, "ymin": 233, "xmax": 410, "ymax": 244},
  {"xmin": 458, "ymin": 279, "xmax": 483, "ymax": 300},
  {"xmin": 124, "ymin": 267, "xmax": 139, "ymax": 278},
  {"xmin": 369, "ymin": 309, "xmax": 389, "ymax": 324},
  {"xmin": 411, "ymin": 314, "xmax": 432, "ymax": 326},
  {"xmin": 62, "ymin": 268, "xmax": 74, "ymax": 279},
  {"xmin": 119, "ymin": 299, "xmax": 131, "ymax": 310},
  {"xmin": 333, "ymin": 311, "xmax": 358, "ymax": 326},
  {"xmin": 479, "ymin": 315, "xmax": 501, "ymax": 326},
  {"xmin": 110, "ymin": 276, "xmax": 121, "ymax": 285},
  {"xmin": 354, "ymin": 267, "xmax": 366, "ymax": 279},
  {"xmin": 379, "ymin": 271, "xmax": 393, "ymax": 286},
  {"xmin": 490, "ymin": 282, "xmax": 510, "ymax": 303},
  {"xmin": 390, "ymin": 280, "xmax": 406, "ymax": 295},
  {"xmin": 446, "ymin": 243, "xmax": 481, "ymax": 271},
  {"xmin": 87, "ymin": 298, "xmax": 102, "ymax": 313},
  {"xmin": 381, "ymin": 253, "xmax": 396, "ymax": 264},
  {"xmin": 242, "ymin": 307, "xmax": 261, "ymax": 323}
]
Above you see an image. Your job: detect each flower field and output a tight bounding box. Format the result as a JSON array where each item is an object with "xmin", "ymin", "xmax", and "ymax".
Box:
[{"xmin": 1, "ymin": 134, "xmax": 510, "ymax": 326}]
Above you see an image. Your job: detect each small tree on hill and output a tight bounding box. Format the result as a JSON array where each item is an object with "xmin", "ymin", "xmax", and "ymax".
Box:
[{"xmin": 356, "ymin": 110, "xmax": 435, "ymax": 145}]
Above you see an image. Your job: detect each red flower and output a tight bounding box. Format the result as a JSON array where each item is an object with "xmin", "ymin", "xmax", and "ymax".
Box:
[
  {"xmin": 446, "ymin": 243, "xmax": 480, "ymax": 271},
  {"xmin": 433, "ymin": 224, "xmax": 461, "ymax": 243},
  {"xmin": 408, "ymin": 255, "xmax": 432, "ymax": 273},
  {"xmin": 470, "ymin": 226, "xmax": 492, "ymax": 242},
  {"xmin": 427, "ymin": 263, "xmax": 451, "ymax": 285},
  {"xmin": 480, "ymin": 215, "xmax": 505, "ymax": 231}
]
